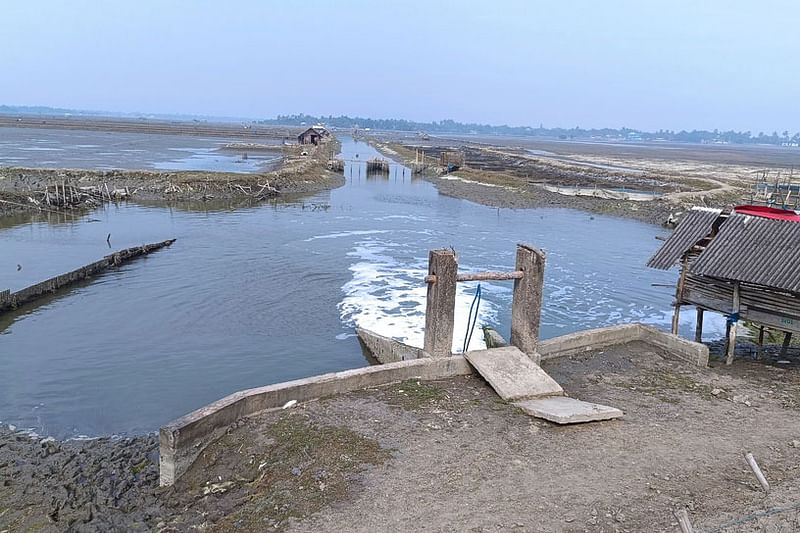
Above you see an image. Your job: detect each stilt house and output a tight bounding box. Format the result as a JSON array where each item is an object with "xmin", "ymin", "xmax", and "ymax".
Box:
[{"xmin": 647, "ymin": 206, "xmax": 800, "ymax": 364}]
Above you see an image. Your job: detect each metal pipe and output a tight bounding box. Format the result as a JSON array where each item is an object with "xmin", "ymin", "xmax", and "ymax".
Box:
[{"xmin": 424, "ymin": 270, "xmax": 524, "ymax": 284}]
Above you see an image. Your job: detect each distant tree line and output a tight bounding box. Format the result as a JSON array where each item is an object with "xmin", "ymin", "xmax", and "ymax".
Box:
[
  {"xmin": 2, "ymin": 105, "xmax": 797, "ymax": 146},
  {"xmin": 259, "ymin": 114, "xmax": 800, "ymax": 146}
]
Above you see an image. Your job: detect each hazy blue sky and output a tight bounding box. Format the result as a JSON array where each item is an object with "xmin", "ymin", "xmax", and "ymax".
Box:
[{"xmin": 2, "ymin": 1, "xmax": 797, "ymax": 132}]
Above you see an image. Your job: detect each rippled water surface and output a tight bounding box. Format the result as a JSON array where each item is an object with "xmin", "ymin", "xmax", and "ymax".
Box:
[{"xmin": 0, "ymin": 136, "xmax": 725, "ymax": 438}]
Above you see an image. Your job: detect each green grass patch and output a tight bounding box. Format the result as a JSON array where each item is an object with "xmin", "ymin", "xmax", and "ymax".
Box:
[
  {"xmin": 211, "ymin": 413, "xmax": 390, "ymax": 532},
  {"xmin": 383, "ymin": 379, "xmax": 445, "ymax": 410}
]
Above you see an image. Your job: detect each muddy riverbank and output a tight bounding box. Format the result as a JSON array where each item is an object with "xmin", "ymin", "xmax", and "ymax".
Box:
[
  {"xmin": 426, "ymin": 172, "xmax": 679, "ymax": 225},
  {"xmin": 366, "ymin": 137, "xmax": 766, "ymax": 226},
  {"xmin": 0, "ymin": 141, "xmax": 342, "ymax": 216},
  {"xmin": 3, "ymin": 341, "xmax": 800, "ymax": 532}
]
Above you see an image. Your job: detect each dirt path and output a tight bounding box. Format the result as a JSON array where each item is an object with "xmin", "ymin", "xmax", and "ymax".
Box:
[
  {"xmin": 6, "ymin": 342, "xmax": 797, "ymax": 531},
  {"xmin": 279, "ymin": 344, "xmax": 800, "ymax": 533}
]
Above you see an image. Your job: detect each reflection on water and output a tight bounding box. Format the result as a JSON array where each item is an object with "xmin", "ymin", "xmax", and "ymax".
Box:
[
  {"xmin": 153, "ymin": 147, "xmax": 282, "ymax": 173},
  {"xmin": 0, "ymin": 126, "xmax": 283, "ymax": 173},
  {"xmin": 0, "ymin": 136, "xmax": 724, "ymax": 438}
]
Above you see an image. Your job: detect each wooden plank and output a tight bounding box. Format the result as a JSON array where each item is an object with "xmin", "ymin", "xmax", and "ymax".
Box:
[
  {"xmin": 682, "ymin": 290, "xmax": 738, "ymax": 316},
  {"xmin": 423, "ymin": 249, "xmax": 458, "ymax": 357},
  {"xmin": 742, "ymin": 309, "xmax": 800, "ymax": 334}
]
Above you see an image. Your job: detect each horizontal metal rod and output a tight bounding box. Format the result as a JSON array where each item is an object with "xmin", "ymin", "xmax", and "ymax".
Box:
[
  {"xmin": 458, "ymin": 270, "xmax": 524, "ymax": 282},
  {"xmin": 424, "ymin": 270, "xmax": 524, "ymax": 284}
]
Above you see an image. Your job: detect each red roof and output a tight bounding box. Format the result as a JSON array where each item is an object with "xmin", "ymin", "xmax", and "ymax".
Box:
[{"xmin": 733, "ymin": 205, "xmax": 800, "ymax": 222}]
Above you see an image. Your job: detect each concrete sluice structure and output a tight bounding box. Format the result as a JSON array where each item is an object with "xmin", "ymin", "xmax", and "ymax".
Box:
[{"xmin": 158, "ymin": 244, "xmax": 709, "ymax": 487}]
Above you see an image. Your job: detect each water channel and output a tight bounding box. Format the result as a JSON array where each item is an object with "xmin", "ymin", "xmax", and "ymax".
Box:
[{"xmin": 0, "ymin": 135, "xmax": 726, "ymax": 438}]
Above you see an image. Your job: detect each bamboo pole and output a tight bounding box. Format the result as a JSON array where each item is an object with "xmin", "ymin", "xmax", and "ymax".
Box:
[
  {"xmin": 726, "ymin": 282, "xmax": 741, "ymax": 365},
  {"xmin": 672, "ymin": 255, "xmax": 689, "ymax": 335}
]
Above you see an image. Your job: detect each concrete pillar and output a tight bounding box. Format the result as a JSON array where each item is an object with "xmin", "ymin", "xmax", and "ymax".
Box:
[
  {"xmin": 423, "ymin": 249, "xmax": 458, "ymax": 357},
  {"xmin": 511, "ymin": 243, "xmax": 546, "ymax": 362}
]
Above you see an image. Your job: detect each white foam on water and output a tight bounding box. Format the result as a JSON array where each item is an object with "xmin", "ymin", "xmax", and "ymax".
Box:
[
  {"xmin": 638, "ymin": 307, "xmax": 729, "ymax": 341},
  {"xmin": 375, "ymin": 214, "xmax": 429, "ymax": 222},
  {"xmin": 304, "ymin": 230, "xmax": 391, "ymax": 242},
  {"xmin": 338, "ymin": 239, "xmax": 499, "ymax": 353}
]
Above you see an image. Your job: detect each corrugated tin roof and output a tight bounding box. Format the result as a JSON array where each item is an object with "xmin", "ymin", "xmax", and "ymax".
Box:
[
  {"xmin": 691, "ymin": 213, "xmax": 800, "ymax": 293},
  {"xmin": 646, "ymin": 208, "xmax": 722, "ymax": 270}
]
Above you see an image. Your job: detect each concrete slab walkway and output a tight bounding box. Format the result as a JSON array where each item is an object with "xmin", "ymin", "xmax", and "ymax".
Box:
[
  {"xmin": 515, "ymin": 396, "xmax": 623, "ymax": 424},
  {"xmin": 463, "ymin": 346, "xmax": 563, "ymax": 401},
  {"xmin": 464, "ymin": 346, "xmax": 622, "ymax": 424}
]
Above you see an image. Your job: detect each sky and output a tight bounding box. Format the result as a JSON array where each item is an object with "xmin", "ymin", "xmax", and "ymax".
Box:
[{"xmin": 1, "ymin": 1, "xmax": 798, "ymax": 133}]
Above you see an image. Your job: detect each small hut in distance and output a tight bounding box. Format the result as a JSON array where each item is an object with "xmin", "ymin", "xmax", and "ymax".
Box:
[
  {"xmin": 647, "ymin": 206, "xmax": 800, "ymax": 364},
  {"xmin": 440, "ymin": 151, "xmax": 465, "ymax": 171},
  {"xmin": 297, "ymin": 125, "xmax": 329, "ymax": 145}
]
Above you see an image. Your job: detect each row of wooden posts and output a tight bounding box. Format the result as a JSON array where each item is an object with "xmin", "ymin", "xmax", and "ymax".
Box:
[
  {"xmin": 422, "ymin": 243, "xmax": 545, "ymax": 358},
  {"xmin": 674, "ymin": 277, "xmax": 795, "ymax": 365}
]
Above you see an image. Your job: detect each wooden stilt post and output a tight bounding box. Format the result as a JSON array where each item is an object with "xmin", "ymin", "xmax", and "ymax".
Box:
[
  {"xmin": 757, "ymin": 326, "xmax": 765, "ymax": 360},
  {"xmin": 726, "ymin": 281, "xmax": 740, "ymax": 365},
  {"xmin": 694, "ymin": 308, "xmax": 704, "ymax": 343},
  {"xmin": 510, "ymin": 243, "xmax": 546, "ymax": 364},
  {"xmin": 671, "ymin": 307, "xmax": 681, "ymax": 335},
  {"xmin": 423, "ymin": 249, "xmax": 458, "ymax": 357},
  {"xmin": 672, "ymin": 255, "xmax": 689, "ymax": 335},
  {"xmin": 780, "ymin": 332, "xmax": 793, "ymax": 359}
]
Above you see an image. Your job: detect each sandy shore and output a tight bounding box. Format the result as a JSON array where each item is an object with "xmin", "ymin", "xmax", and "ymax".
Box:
[{"xmin": 365, "ymin": 136, "xmax": 790, "ymax": 226}]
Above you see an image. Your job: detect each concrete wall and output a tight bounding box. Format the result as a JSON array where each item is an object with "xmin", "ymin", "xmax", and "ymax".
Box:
[
  {"xmin": 1, "ymin": 239, "xmax": 175, "ymax": 313},
  {"xmin": 538, "ymin": 323, "xmax": 708, "ymax": 367},
  {"xmin": 159, "ymin": 356, "xmax": 474, "ymax": 486},
  {"xmin": 538, "ymin": 324, "xmax": 642, "ymax": 360},
  {"xmin": 635, "ymin": 324, "xmax": 709, "ymax": 367},
  {"xmin": 356, "ymin": 327, "xmax": 423, "ymax": 364},
  {"xmin": 159, "ymin": 322, "xmax": 708, "ymax": 487}
]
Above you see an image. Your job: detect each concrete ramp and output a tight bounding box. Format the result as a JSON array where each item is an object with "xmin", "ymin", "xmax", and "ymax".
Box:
[
  {"xmin": 464, "ymin": 346, "xmax": 622, "ymax": 425},
  {"xmin": 464, "ymin": 346, "xmax": 563, "ymax": 401}
]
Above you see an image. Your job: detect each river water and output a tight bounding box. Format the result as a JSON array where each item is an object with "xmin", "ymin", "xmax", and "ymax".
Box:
[{"xmin": 0, "ymin": 136, "xmax": 726, "ymax": 438}]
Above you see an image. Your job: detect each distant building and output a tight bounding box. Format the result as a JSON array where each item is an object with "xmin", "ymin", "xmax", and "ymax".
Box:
[
  {"xmin": 312, "ymin": 125, "xmax": 330, "ymax": 138},
  {"xmin": 298, "ymin": 127, "xmax": 322, "ymax": 145},
  {"xmin": 440, "ymin": 151, "xmax": 465, "ymax": 170}
]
